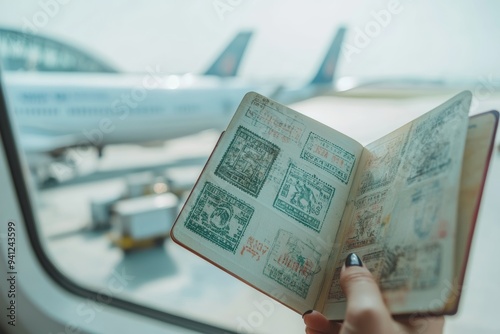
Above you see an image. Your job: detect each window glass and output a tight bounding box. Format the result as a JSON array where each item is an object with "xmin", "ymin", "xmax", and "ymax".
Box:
[{"xmin": 1, "ymin": 1, "xmax": 499, "ymax": 333}]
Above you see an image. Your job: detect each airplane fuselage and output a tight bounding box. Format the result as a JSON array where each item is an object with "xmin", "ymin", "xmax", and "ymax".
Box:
[
  {"xmin": 3, "ymin": 72, "xmax": 273, "ymax": 152},
  {"xmin": 1, "ymin": 27, "xmax": 345, "ymax": 155}
]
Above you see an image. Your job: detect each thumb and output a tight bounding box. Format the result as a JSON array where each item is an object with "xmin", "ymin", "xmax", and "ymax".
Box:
[{"xmin": 339, "ymin": 253, "xmax": 393, "ymax": 334}]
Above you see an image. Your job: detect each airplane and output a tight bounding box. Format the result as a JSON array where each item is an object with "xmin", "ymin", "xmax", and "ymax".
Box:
[
  {"xmin": 1, "ymin": 28, "xmax": 346, "ymax": 185},
  {"xmin": 0, "ymin": 30, "xmax": 255, "ymax": 152}
]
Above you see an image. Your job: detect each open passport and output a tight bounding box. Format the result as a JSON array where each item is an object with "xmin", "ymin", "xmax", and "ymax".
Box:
[{"xmin": 171, "ymin": 91, "xmax": 498, "ymax": 319}]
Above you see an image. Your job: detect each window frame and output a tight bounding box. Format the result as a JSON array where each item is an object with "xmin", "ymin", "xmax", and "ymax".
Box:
[{"xmin": 0, "ymin": 74, "xmax": 238, "ymax": 334}]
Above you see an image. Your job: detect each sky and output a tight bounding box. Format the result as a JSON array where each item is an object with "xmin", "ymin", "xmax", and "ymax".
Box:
[{"xmin": 1, "ymin": 0, "xmax": 500, "ymax": 84}]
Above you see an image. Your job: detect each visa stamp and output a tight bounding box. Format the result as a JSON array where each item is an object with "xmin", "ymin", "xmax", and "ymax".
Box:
[
  {"xmin": 410, "ymin": 182, "xmax": 443, "ymax": 240},
  {"xmin": 328, "ymin": 249, "xmax": 385, "ymax": 302},
  {"xmin": 263, "ymin": 229, "xmax": 321, "ymax": 298},
  {"xmin": 240, "ymin": 236, "xmax": 270, "ymax": 261},
  {"xmin": 362, "ymin": 250, "xmax": 385, "ymax": 276},
  {"xmin": 215, "ymin": 126, "xmax": 280, "ymax": 197},
  {"xmin": 406, "ymin": 135, "xmax": 451, "ymax": 185},
  {"xmin": 327, "ymin": 265, "xmax": 344, "ymax": 302},
  {"xmin": 344, "ymin": 190, "xmax": 388, "ymax": 251},
  {"xmin": 405, "ymin": 101, "xmax": 463, "ymax": 185},
  {"xmin": 300, "ymin": 132, "xmax": 356, "ymax": 184},
  {"xmin": 379, "ymin": 245, "xmax": 412, "ymax": 291},
  {"xmin": 273, "ymin": 163, "xmax": 335, "ymax": 232},
  {"xmin": 184, "ymin": 182, "xmax": 254, "ymax": 253},
  {"xmin": 358, "ymin": 132, "xmax": 408, "ymax": 195},
  {"xmin": 412, "ymin": 242, "xmax": 442, "ymax": 289},
  {"xmin": 245, "ymin": 97, "xmax": 306, "ymax": 144},
  {"xmin": 379, "ymin": 242, "xmax": 442, "ymax": 291}
]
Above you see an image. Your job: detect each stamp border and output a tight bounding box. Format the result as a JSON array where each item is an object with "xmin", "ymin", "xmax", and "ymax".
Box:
[
  {"xmin": 273, "ymin": 163, "xmax": 335, "ymax": 232},
  {"xmin": 300, "ymin": 132, "xmax": 356, "ymax": 185},
  {"xmin": 184, "ymin": 181, "xmax": 254, "ymax": 254},
  {"xmin": 263, "ymin": 229, "xmax": 321, "ymax": 299},
  {"xmin": 215, "ymin": 126, "xmax": 280, "ymax": 197},
  {"xmin": 343, "ymin": 189, "xmax": 388, "ymax": 251},
  {"xmin": 358, "ymin": 132, "xmax": 408, "ymax": 195},
  {"xmin": 244, "ymin": 101, "xmax": 306, "ymax": 144}
]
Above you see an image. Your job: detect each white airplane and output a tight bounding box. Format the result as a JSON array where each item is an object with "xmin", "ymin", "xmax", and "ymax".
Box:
[{"xmin": 2, "ymin": 28, "xmax": 346, "ymax": 157}]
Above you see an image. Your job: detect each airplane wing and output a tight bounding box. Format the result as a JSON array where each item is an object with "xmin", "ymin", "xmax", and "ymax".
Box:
[{"xmin": 204, "ymin": 31, "xmax": 253, "ymax": 77}]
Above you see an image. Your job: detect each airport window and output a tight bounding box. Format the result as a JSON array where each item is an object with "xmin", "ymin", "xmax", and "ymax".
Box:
[{"xmin": 1, "ymin": 2, "xmax": 500, "ymax": 334}]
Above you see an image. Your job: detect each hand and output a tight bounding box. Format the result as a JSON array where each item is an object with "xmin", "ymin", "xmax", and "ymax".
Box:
[{"xmin": 303, "ymin": 253, "xmax": 444, "ymax": 334}]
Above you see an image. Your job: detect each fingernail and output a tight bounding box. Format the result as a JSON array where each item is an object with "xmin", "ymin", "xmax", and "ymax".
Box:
[
  {"xmin": 345, "ymin": 253, "xmax": 363, "ymax": 267},
  {"xmin": 302, "ymin": 310, "xmax": 313, "ymax": 318}
]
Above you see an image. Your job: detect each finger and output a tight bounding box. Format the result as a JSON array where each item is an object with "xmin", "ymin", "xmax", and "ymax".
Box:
[
  {"xmin": 306, "ymin": 328, "xmax": 338, "ymax": 334},
  {"xmin": 397, "ymin": 315, "xmax": 445, "ymax": 333},
  {"xmin": 340, "ymin": 253, "xmax": 394, "ymax": 334},
  {"xmin": 421, "ymin": 316, "xmax": 445, "ymax": 333},
  {"xmin": 303, "ymin": 310, "xmax": 341, "ymax": 334}
]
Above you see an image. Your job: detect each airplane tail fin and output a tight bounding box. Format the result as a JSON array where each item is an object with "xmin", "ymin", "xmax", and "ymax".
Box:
[
  {"xmin": 204, "ymin": 31, "xmax": 253, "ymax": 77},
  {"xmin": 310, "ymin": 27, "xmax": 347, "ymax": 85}
]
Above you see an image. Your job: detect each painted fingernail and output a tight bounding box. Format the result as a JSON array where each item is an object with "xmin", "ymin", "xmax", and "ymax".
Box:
[
  {"xmin": 302, "ymin": 310, "xmax": 313, "ymax": 318},
  {"xmin": 345, "ymin": 253, "xmax": 363, "ymax": 267}
]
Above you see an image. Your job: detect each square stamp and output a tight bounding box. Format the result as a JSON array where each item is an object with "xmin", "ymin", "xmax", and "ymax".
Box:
[
  {"xmin": 379, "ymin": 242, "xmax": 442, "ymax": 291},
  {"xmin": 273, "ymin": 164, "xmax": 335, "ymax": 232},
  {"xmin": 358, "ymin": 133, "xmax": 408, "ymax": 195},
  {"xmin": 327, "ymin": 265, "xmax": 344, "ymax": 302},
  {"xmin": 263, "ymin": 229, "xmax": 321, "ymax": 299},
  {"xmin": 404, "ymin": 100, "xmax": 463, "ymax": 185},
  {"xmin": 215, "ymin": 126, "xmax": 280, "ymax": 197},
  {"xmin": 300, "ymin": 132, "xmax": 356, "ymax": 184},
  {"xmin": 328, "ymin": 250, "xmax": 384, "ymax": 303},
  {"xmin": 184, "ymin": 182, "xmax": 254, "ymax": 253},
  {"xmin": 343, "ymin": 190, "xmax": 388, "ymax": 251},
  {"xmin": 244, "ymin": 97, "xmax": 306, "ymax": 144}
]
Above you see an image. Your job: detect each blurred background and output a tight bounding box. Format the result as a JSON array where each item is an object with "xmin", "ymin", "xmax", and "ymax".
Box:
[
  {"xmin": 1, "ymin": 1, "xmax": 499, "ymax": 333},
  {"xmin": 3, "ymin": 1, "xmax": 500, "ymax": 80}
]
